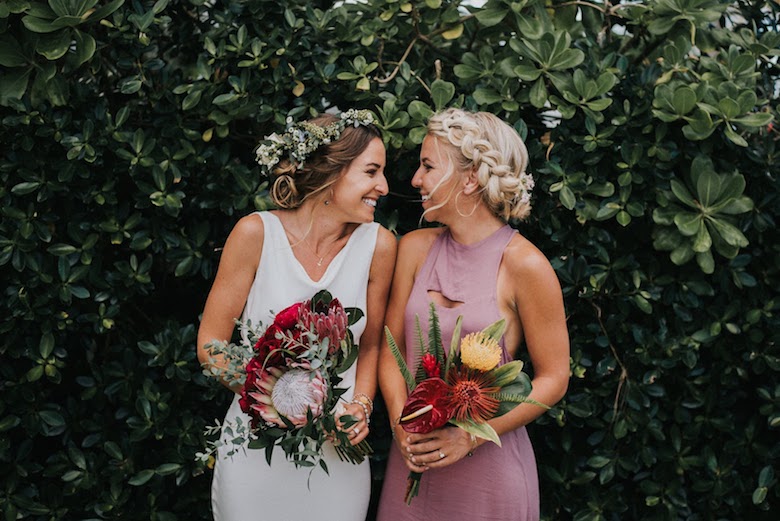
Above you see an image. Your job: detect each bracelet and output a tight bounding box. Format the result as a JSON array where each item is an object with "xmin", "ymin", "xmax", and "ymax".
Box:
[
  {"xmin": 467, "ymin": 433, "xmax": 477, "ymax": 457},
  {"xmin": 350, "ymin": 399, "xmax": 371, "ymax": 425},
  {"xmin": 352, "ymin": 393, "xmax": 374, "ymax": 415},
  {"xmin": 391, "ymin": 416, "xmax": 401, "ymax": 439}
]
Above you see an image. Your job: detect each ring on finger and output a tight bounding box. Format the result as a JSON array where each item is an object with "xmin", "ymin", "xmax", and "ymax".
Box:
[
  {"xmin": 438, "ymin": 451, "xmax": 445, "ymax": 459},
  {"xmin": 353, "ymin": 427, "xmax": 360, "ymax": 435}
]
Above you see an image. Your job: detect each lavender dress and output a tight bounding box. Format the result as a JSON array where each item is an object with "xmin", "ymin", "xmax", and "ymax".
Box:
[{"xmin": 377, "ymin": 226, "xmax": 540, "ymax": 521}]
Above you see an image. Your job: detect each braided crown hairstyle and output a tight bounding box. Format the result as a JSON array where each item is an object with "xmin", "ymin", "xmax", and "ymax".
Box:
[
  {"xmin": 268, "ymin": 114, "xmax": 382, "ymax": 209},
  {"xmin": 427, "ymin": 108, "xmax": 534, "ymax": 221}
]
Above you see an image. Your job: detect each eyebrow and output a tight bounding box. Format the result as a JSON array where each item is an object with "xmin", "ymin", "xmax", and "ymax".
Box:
[{"xmin": 364, "ymin": 162, "xmax": 383, "ymax": 168}]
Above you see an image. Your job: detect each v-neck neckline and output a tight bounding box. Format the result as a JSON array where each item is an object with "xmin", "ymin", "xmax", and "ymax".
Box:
[{"xmin": 267, "ymin": 212, "xmax": 358, "ymax": 284}]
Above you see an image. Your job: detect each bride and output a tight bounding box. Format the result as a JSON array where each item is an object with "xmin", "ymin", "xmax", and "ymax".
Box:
[{"xmin": 197, "ymin": 110, "xmax": 396, "ymax": 520}]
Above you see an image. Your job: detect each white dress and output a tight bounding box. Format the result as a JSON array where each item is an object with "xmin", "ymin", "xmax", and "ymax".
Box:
[{"xmin": 211, "ymin": 211, "xmax": 379, "ymax": 521}]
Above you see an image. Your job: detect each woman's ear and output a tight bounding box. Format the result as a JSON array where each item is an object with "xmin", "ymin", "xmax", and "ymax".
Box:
[{"xmin": 461, "ymin": 167, "xmax": 480, "ymax": 196}]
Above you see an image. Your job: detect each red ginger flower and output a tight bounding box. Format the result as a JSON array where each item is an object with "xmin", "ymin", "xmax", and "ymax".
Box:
[{"xmin": 421, "ymin": 353, "xmax": 441, "ymax": 378}]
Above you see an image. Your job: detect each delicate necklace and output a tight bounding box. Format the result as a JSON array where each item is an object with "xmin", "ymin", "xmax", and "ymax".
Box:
[{"xmin": 300, "ymin": 236, "xmax": 343, "ymax": 267}]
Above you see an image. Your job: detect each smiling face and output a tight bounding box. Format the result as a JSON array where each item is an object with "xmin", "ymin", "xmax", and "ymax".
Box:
[
  {"xmin": 411, "ymin": 135, "xmax": 463, "ymax": 223},
  {"xmin": 329, "ymin": 137, "xmax": 388, "ymax": 223}
]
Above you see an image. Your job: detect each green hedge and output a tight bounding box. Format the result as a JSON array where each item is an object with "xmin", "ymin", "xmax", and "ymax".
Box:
[{"xmin": 1, "ymin": 0, "xmax": 778, "ymax": 519}]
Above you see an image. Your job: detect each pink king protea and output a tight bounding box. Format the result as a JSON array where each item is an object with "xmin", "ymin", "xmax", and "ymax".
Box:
[
  {"xmin": 245, "ymin": 366, "xmax": 327, "ymax": 428},
  {"xmin": 299, "ymin": 298, "xmax": 349, "ymax": 354}
]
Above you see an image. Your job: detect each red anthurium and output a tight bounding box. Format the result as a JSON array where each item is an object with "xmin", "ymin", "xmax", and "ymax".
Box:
[{"xmin": 399, "ymin": 378, "xmax": 454, "ymax": 433}]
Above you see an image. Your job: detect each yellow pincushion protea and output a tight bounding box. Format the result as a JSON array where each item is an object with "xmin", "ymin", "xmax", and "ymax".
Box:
[{"xmin": 459, "ymin": 332, "xmax": 501, "ymax": 372}]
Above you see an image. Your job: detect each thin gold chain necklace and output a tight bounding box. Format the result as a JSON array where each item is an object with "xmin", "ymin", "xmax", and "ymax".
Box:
[{"xmin": 301, "ymin": 237, "xmax": 342, "ymax": 267}]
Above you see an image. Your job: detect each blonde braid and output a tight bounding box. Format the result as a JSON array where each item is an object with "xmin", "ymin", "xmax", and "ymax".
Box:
[{"xmin": 428, "ymin": 108, "xmax": 534, "ymax": 221}]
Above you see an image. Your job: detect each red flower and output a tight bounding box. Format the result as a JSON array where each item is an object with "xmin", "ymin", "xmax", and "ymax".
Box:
[
  {"xmin": 239, "ymin": 357, "xmax": 265, "ymax": 417},
  {"xmin": 446, "ymin": 367, "xmax": 500, "ymax": 423},
  {"xmin": 274, "ymin": 302, "xmax": 303, "ymax": 330},
  {"xmin": 421, "ymin": 353, "xmax": 440, "ymax": 378},
  {"xmin": 399, "ymin": 378, "xmax": 454, "ymax": 434},
  {"xmin": 299, "ymin": 297, "xmax": 348, "ymax": 354},
  {"xmin": 253, "ymin": 325, "xmax": 285, "ymax": 368}
]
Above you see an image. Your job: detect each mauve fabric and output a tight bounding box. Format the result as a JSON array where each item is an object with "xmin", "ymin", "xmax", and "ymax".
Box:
[{"xmin": 377, "ymin": 225, "xmax": 540, "ymax": 521}]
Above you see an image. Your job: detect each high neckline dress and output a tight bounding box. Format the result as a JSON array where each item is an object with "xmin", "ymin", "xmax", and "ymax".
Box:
[
  {"xmin": 211, "ymin": 211, "xmax": 379, "ymax": 521},
  {"xmin": 377, "ymin": 225, "xmax": 540, "ymax": 521}
]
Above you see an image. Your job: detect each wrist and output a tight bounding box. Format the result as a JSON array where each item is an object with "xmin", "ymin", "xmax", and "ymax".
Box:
[
  {"xmin": 466, "ymin": 432, "xmax": 478, "ymax": 457},
  {"xmin": 350, "ymin": 392, "xmax": 373, "ymax": 424}
]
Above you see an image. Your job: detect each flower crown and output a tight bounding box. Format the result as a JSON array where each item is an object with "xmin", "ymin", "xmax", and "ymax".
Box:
[{"xmin": 255, "ymin": 109, "xmax": 376, "ymax": 174}]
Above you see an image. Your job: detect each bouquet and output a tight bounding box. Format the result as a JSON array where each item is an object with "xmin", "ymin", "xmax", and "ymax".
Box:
[
  {"xmin": 385, "ymin": 303, "xmax": 547, "ymax": 504},
  {"xmin": 198, "ymin": 290, "xmax": 371, "ymax": 473}
]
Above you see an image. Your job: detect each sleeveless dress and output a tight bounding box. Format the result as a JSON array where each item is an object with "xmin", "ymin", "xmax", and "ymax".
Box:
[
  {"xmin": 211, "ymin": 211, "xmax": 379, "ymax": 521},
  {"xmin": 376, "ymin": 225, "xmax": 540, "ymax": 521}
]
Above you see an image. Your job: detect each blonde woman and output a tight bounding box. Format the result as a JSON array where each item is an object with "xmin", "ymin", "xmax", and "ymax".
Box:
[
  {"xmin": 198, "ymin": 111, "xmax": 396, "ymax": 521},
  {"xmin": 377, "ymin": 108, "xmax": 569, "ymax": 520}
]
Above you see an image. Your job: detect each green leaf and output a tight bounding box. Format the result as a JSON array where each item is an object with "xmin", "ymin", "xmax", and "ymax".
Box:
[
  {"xmin": 128, "ymin": 469, "xmax": 155, "ymax": 486},
  {"xmin": 155, "ymin": 463, "xmax": 182, "ymax": 475},
  {"xmin": 480, "ymin": 318, "xmax": 506, "ymax": 343},
  {"xmin": 490, "ymin": 360, "xmax": 524, "ymax": 387},
  {"xmin": 472, "ymin": 88, "xmax": 503, "ymax": 105},
  {"xmin": 674, "ymin": 212, "xmax": 701, "ymax": 236},
  {"xmin": 707, "ymin": 218, "xmax": 748, "ymax": 248},
  {"xmin": 672, "ymin": 86, "xmax": 697, "ymax": 115},
  {"xmin": 0, "ymin": 68, "xmax": 32, "ymax": 103},
  {"xmin": 694, "ymin": 169, "xmax": 724, "ymax": 208},
  {"xmin": 723, "ymin": 125, "xmax": 748, "ymax": 147},
  {"xmin": 530, "ymin": 78, "xmax": 547, "ymax": 108},
  {"xmin": 718, "ymin": 97, "xmax": 741, "ymax": 119},
  {"xmin": 39, "ymin": 332, "xmax": 55, "ymax": 358},
  {"xmin": 36, "ymin": 29, "xmax": 72, "ymax": 60},
  {"xmin": 732, "ymin": 112, "xmax": 773, "ymax": 128},
  {"xmin": 0, "ymin": 35, "xmax": 28, "ymax": 67},
  {"xmin": 450, "ymin": 419, "xmax": 501, "ymax": 447},
  {"xmin": 39, "ymin": 410, "xmax": 65, "ymax": 426},
  {"xmin": 696, "ymin": 250, "xmax": 715, "ymax": 274},
  {"xmin": 692, "ymin": 222, "xmax": 712, "ymax": 252},
  {"xmin": 444, "ymin": 315, "xmax": 462, "ymax": 377},
  {"xmin": 670, "ymin": 179, "xmax": 697, "ymax": 208},
  {"xmin": 12, "ymin": 181, "xmax": 41, "ymax": 195},
  {"xmin": 72, "ymin": 30, "xmax": 96, "ymax": 67},
  {"xmin": 559, "ymin": 185, "xmax": 576, "ymax": 210},
  {"xmin": 475, "ymin": 7, "xmax": 508, "ymax": 27},
  {"xmin": 407, "ymin": 100, "xmax": 433, "ymax": 121},
  {"xmin": 47, "ymin": 243, "xmax": 78, "ymax": 255},
  {"xmin": 430, "ymin": 79, "xmax": 455, "ymax": 111},
  {"xmin": 670, "ymin": 243, "xmax": 694, "ymax": 265},
  {"xmin": 514, "ymin": 64, "xmax": 542, "ymax": 82}
]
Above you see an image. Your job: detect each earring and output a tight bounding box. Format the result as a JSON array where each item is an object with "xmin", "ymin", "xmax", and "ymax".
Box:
[
  {"xmin": 324, "ymin": 200, "xmax": 330, "ymax": 205},
  {"xmin": 455, "ymin": 191, "xmax": 477, "ymax": 218}
]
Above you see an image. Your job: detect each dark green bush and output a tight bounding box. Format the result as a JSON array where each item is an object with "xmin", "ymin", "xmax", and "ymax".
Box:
[{"xmin": 1, "ymin": 0, "xmax": 778, "ymax": 519}]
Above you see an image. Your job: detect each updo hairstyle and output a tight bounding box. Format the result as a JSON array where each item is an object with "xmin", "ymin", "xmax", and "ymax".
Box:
[
  {"xmin": 269, "ymin": 114, "xmax": 382, "ymax": 209},
  {"xmin": 427, "ymin": 108, "xmax": 533, "ymax": 221}
]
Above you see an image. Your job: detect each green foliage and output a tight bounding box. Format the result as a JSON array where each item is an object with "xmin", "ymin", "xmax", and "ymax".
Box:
[{"xmin": 1, "ymin": 0, "xmax": 778, "ymax": 519}]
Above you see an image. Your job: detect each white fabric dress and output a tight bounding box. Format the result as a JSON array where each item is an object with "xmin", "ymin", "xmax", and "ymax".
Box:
[{"xmin": 211, "ymin": 211, "xmax": 379, "ymax": 521}]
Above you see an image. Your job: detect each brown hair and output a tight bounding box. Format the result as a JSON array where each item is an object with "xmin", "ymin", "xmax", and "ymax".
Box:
[{"xmin": 268, "ymin": 114, "xmax": 382, "ymax": 208}]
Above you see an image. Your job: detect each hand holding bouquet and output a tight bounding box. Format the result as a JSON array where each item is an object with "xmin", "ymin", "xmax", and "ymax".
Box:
[
  {"xmin": 198, "ymin": 290, "xmax": 371, "ymax": 473},
  {"xmin": 385, "ymin": 303, "xmax": 548, "ymax": 504}
]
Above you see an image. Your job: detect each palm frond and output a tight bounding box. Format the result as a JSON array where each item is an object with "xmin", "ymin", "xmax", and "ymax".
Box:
[
  {"xmin": 385, "ymin": 326, "xmax": 416, "ymax": 391},
  {"xmin": 427, "ymin": 302, "xmax": 444, "ymax": 366}
]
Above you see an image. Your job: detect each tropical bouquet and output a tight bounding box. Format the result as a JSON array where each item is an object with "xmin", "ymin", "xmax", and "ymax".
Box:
[
  {"xmin": 198, "ymin": 290, "xmax": 371, "ymax": 473},
  {"xmin": 385, "ymin": 303, "xmax": 547, "ymax": 504}
]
